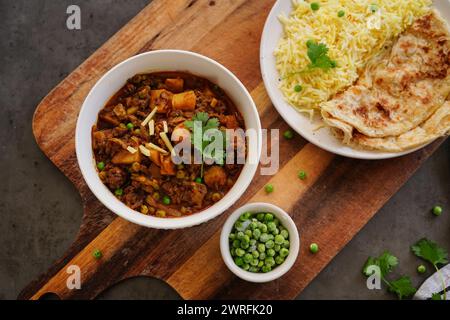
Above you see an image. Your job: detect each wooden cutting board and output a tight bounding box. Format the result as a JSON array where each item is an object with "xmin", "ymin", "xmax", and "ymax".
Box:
[{"xmin": 19, "ymin": 0, "xmax": 445, "ymax": 300}]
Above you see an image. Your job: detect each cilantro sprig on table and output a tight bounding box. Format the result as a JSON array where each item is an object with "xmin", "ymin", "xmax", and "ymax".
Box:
[
  {"xmin": 184, "ymin": 112, "xmax": 225, "ymax": 177},
  {"xmin": 363, "ymin": 251, "xmax": 416, "ymax": 299},
  {"xmin": 411, "ymin": 238, "xmax": 449, "ymax": 299}
]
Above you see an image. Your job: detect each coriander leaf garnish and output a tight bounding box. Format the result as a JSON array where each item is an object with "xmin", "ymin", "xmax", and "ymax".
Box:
[
  {"xmin": 363, "ymin": 251, "xmax": 398, "ymax": 277},
  {"xmin": 411, "ymin": 238, "xmax": 448, "ymax": 300},
  {"xmin": 431, "ymin": 293, "xmax": 443, "ymax": 300},
  {"xmin": 184, "ymin": 112, "xmax": 225, "ymax": 177},
  {"xmin": 283, "ymin": 41, "xmax": 337, "ymax": 79},
  {"xmin": 306, "ymin": 41, "xmax": 337, "ymax": 71},
  {"xmin": 362, "ymin": 251, "xmax": 416, "ymax": 300},
  {"xmin": 411, "ymin": 238, "xmax": 449, "ymax": 267},
  {"xmin": 388, "ymin": 276, "xmax": 417, "ymax": 300}
]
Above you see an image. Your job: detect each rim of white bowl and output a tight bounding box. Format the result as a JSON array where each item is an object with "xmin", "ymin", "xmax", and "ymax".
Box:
[
  {"xmin": 75, "ymin": 50, "xmax": 262, "ymax": 229},
  {"xmin": 220, "ymin": 202, "xmax": 300, "ymax": 283}
]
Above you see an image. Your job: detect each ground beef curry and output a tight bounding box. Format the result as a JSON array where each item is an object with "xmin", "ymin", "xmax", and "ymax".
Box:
[{"xmin": 92, "ymin": 72, "xmax": 246, "ymax": 218}]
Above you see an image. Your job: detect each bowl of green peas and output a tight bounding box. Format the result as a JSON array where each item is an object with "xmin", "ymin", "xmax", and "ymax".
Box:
[{"xmin": 220, "ymin": 202, "xmax": 300, "ymax": 283}]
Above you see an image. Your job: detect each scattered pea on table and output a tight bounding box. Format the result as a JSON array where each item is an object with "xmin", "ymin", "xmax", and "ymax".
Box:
[
  {"xmin": 298, "ymin": 170, "xmax": 307, "ymax": 180},
  {"xmin": 310, "ymin": 243, "xmax": 319, "ymax": 254},
  {"xmin": 93, "ymin": 249, "xmax": 103, "ymax": 260},
  {"xmin": 265, "ymin": 184, "xmax": 274, "ymax": 194},
  {"xmin": 283, "ymin": 130, "xmax": 294, "ymax": 140},
  {"xmin": 417, "ymin": 265, "xmax": 426, "ymax": 274},
  {"xmin": 432, "ymin": 205, "xmax": 443, "ymax": 216}
]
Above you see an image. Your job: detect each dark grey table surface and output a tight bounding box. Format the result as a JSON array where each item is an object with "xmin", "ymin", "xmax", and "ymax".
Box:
[{"xmin": 0, "ymin": 0, "xmax": 448, "ymax": 300}]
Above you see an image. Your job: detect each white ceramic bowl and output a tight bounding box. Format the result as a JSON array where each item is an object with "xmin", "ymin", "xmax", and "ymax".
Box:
[
  {"xmin": 220, "ymin": 203, "xmax": 300, "ymax": 283},
  {"xmin": 260, "ymin": 0, "xmax": 450, "ymax": 159},
  {"xmin": 76, "ymin": 50, "xmax": 262, "ymax": 229}
]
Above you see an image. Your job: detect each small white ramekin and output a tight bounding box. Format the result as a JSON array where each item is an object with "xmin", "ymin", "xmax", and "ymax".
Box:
[{"xmin": 220, "ymin": 202, "xmax": 300, "ymax": 283}]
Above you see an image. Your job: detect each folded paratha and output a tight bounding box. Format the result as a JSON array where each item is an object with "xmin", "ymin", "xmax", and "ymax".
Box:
[{"xmin": 321, "ymin": 11, "xmax": 450, "ymax": 151}]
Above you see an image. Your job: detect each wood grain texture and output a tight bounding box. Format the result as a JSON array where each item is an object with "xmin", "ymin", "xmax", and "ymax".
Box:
[{"xmin": 20, "ymin": 0, "xmax": 446, "ymax": 300}]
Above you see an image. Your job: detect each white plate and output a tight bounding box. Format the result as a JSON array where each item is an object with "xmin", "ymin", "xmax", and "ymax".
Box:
[{"xmin": 260, "ymin": 0, "xmax": 450, "ymax": 159}]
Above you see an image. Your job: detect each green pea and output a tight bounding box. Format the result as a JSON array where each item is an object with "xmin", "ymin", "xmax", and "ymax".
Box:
[
  {"xmin": 160, "ymin": 195, "xmax": 171, "ymax": 205},
  {"xmin": 229, "ymin": 233, "xmax": 235, "ymax": 241},
  {"xmin": 245, "ymin": 230, "xmax": 252, "ymax": 238},
  {"xmin": 244, "ymin": 253, "xmax": 253, "ymax": 264},
  {"xmin": 259, "ymin": 223, "xmax": 268, "ymax": 233},
  {"xmin": 240, "ymin": 241, "xmax": 249, "ymax": 249},
  {"xmin": 232, "ymin": 240, "xmax": 240, "ymax": 248},
  {"xmin": 230, "ymin": 249, "xmax": 235, "ymax": 257},
  {"xmin": 338, "ymin": 10, "xmax": 345, "ymax": 17},
  {"xmin": 298, "ymin": 170, "xmax": 307, "ymax": 180},
  {"xmin": 417, "ymin": 265, "xmax": 427, "ymax": 274},
  {"xmin": 283, "ymin": 130, "xmax": 294, "ymax": 140},
  {"xmin": 114, "ymin": 188, "xmax": 123, "ymax": 196},
  {"xmin": 280, "ymin": 248, "xmax": 290, "ymax": 258},
  {"xmin": 253, "ymin": 229, "xmax": 261, "ymax": 240},
  {"xmin": 265, "ymin": 257, "xmax": 276, "ymax": 267},
  {"xmin": 235, "ymin": 248, "xmax": 245, "ymax": 257},
  {"xmin": 97, "ymin": 162, "xmax": 105, "ymax": 171},
  {"xmin": 195, "ymin": 177, "xmax": 203, "ymax": 184},
  {"xmin": 234, "ymin": 257, "xmax": 244, "ymax": 266},
  {"xmin": 93, "ymin": 249, "xmax": 102, "ymax": 260},
  {"xmin": 275, "ymin": 256, "xmax": 285, "ymax": 265},
  {"xmin": 280, "ymin": 229, "xmax": 289, "ymax": 239},
  {"xmin": 258, "ymin": 261, "xmax": 264, "ymax": 268},
  {"xmin": 265, "ymin": 240, "xmax": 275, "ymax": 249},
  {"xmin": 267, "ymin": 221, "xmax": 276, "ymax": 232},
  {"xmin": 249, "ymin": 239, "xmax": 257, "ymax": 247},
  {"xmin": 272, "ymin": 228, "xmax": 279, "ymax": 235},
  {"xmin": 264, "ymin": 213, "xmax": 274, "ymax": 222},
  {"xmin": 235, "ymin": 221, "xmax": 243, "ymax": 230},
  {"xmin": 250, "ymin": 221, "xmax": 258, "ymax": 230},
  {"xmin": 261, "ymin": 265, "xmax": 272, "ymax": 273},
  {"xmin": 294, "ymin": 84, "xmax": 303, "ymax": 92},
  {"xmin": 267, "ymin": 234, "xmax": 274, "ymax": 241},
  {"xmin": 257, "ymin": 244, "xmax": 265, "ymax": 253},
  {"xmin": 274, "ymin": 244, "xmax": 281, "ymax": 252},
  {"xmin": 126, "ymin": 122, "xmax": 134, "ymax": 130},
  {"xmin": 259, "ymin": 252, "xmax": 266, "ymax": 260},
  {"xmin": 256, "ymin": 213, "xmax": 265, "ymax": 221},
  {"xmin": 311, "ymin": 2, "xmax": 320, "ymax": 11},
  {"xmin": 260, "ymin": 233, "xmax": 270, "ymax": 243},
  {"xmin": 265, "ymin": 184, "xmax": 274, "ymax": 194},
  {"xmin": 273, "ymin": 218, "xmax": 280, "ymax": 226},
  {"xmin": 243, "ymin": 263, "xmax": 250, "ymax": 271},
  {"xmin": 283, "ymin": 240, "xmax": 290, "ymax": 248},
  {"xmin": 267, "ymin": 249, "xmax": 276, "ymax": 257},
  {"xmin": 252, "ymin": 250, "xmax": 259, "ymax": 259},
  {"xmin": 240, "ymin": 212, "xmax": 251, "ymax": 221},
  {"xmin": 236, "ymin": 231, "xmax": 245, "ymax": 240},
  {"xmin": 275, "ymin": 234, "xmax": 285, "ymax": 244},
  {"xmin": 242, "ymin": 235, "xmax": 250, "ymax": 243},
  {"xmin": 250, "ymin": 259, "xmax": 259, "ymax": 267},
  {"xmin": 310, "ymin": 243, "xmax": 319, "ymax": 254},
  {"xmin": 249, "ymin": 266, "xmax": 259, "ymax": 273},
  {"xmin": 432, "ymin": 206, "xmax": 443, "ymax": 216}
]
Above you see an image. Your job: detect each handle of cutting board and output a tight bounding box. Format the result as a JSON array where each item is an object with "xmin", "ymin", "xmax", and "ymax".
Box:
[{"xmin": 30, "ymin": 218, "xmax": 139, "ymax": 300}]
